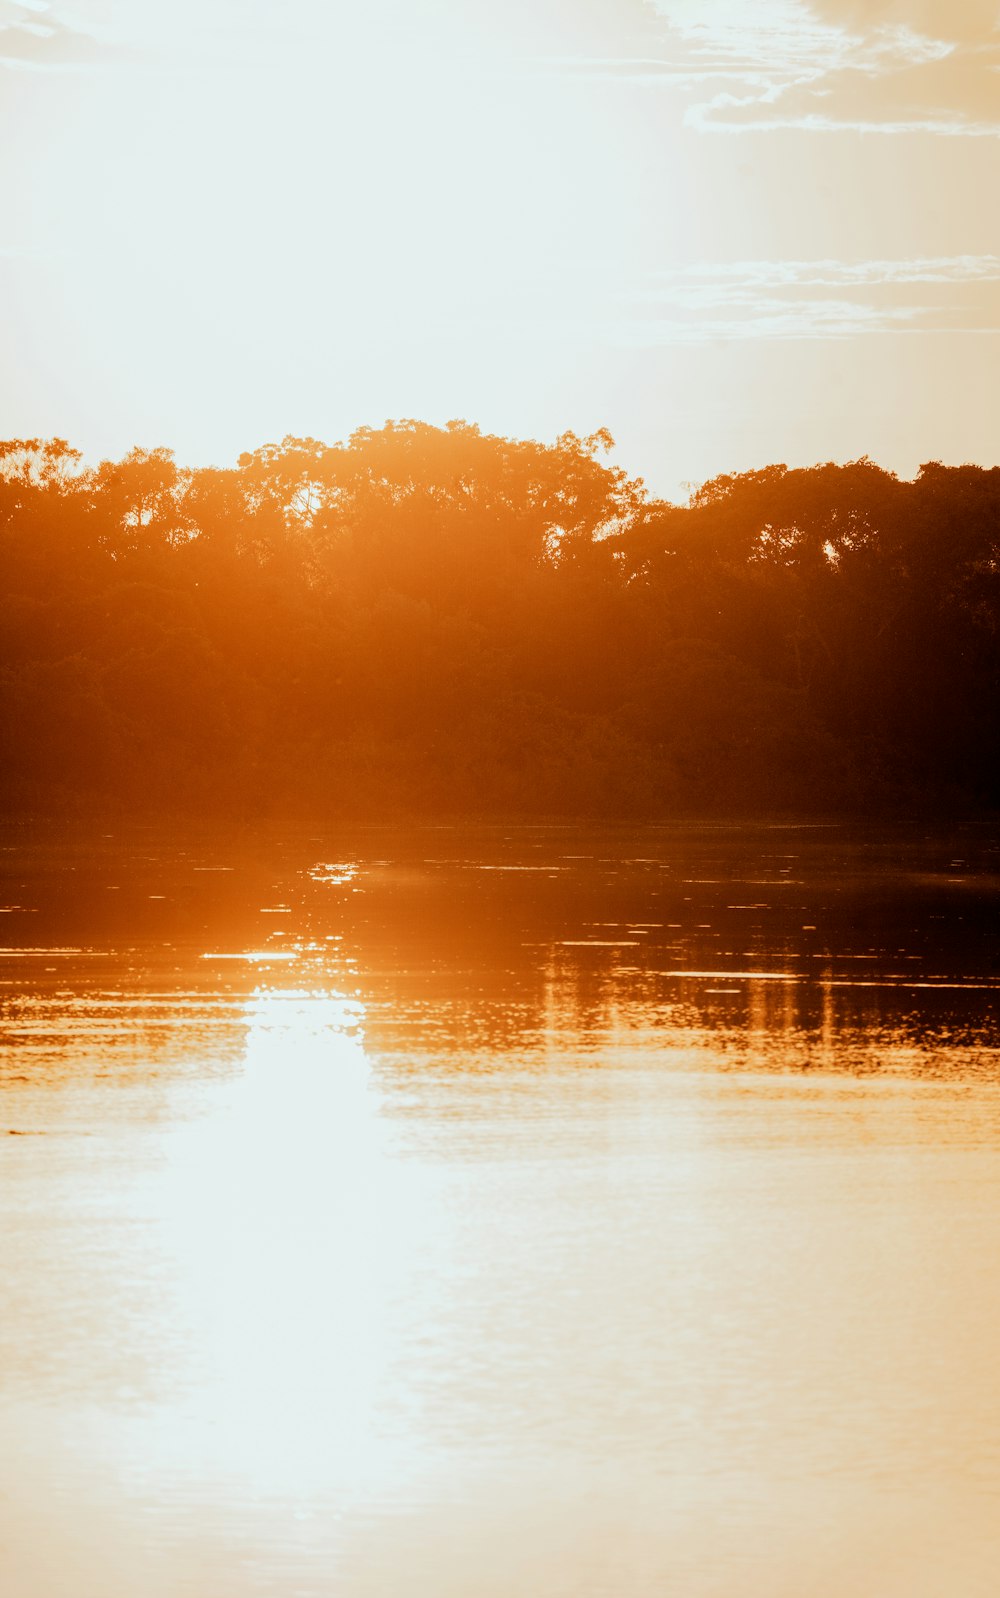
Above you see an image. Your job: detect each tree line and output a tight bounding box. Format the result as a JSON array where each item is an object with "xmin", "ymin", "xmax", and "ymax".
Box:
[{"xmin": 2, "ymin": 421, "xmax": 998, "ymax": 818}]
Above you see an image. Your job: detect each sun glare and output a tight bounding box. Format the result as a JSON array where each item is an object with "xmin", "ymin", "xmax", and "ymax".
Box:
[{"xmin": 147, "ymin": 987, "xmax": 434, "ymax": 1502}]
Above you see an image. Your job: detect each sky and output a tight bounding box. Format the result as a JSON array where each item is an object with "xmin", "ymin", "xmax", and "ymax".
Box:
[{"xmin": 1, "ymin": 0, "xmax": 998, "ymax": 496}]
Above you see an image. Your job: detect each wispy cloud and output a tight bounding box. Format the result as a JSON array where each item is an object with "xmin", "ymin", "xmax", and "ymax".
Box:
[
  {"xmin": 0, "ymin": 1, "xmax": 125, "ymax": 68},
  {"xmin": 573, "ymin": 0, "xmax": 1000, "ymax": 136},
  {"xmin": 612, "ymin": 254, "xmax": 1000, "ymax": 341},
  {"xmin": 459, "ymin": 254, "xmax": 1000, "ymax": 348},
  {"xmin": 652, "ymin": 256, "xmax": 1000, "ymax": 288},
  {"xmin": 689, "ymin": 48, "xmax": 1000, "ymax": 137},
  {"xmin": 805, "ymin": 1, "xmax": 1000, "ymax": 49}
]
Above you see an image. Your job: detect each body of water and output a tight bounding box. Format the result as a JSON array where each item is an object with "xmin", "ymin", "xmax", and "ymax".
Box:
[{"xmin": 3, "ymin": 823, "xmax": 1000, "ymax": 1596}]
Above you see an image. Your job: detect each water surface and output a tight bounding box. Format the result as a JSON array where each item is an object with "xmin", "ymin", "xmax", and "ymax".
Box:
[{"xmin": 3, "ymin": 823, "xmax": 1000, "ymax": 1596}]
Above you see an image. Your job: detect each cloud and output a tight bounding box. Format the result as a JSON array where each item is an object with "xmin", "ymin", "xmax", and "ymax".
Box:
[
  {"xmin": 614, "ymin": 254, "xmax": 1000, "ymax": 341},
  {"xmin": 805, "ymin": 1, "xmax": 1000, "ymax": 47},
  {"xmin": 689, "ymin": 40, "xmax": 1000, "ymax": 135},
  {"xmin": 653, "ymin": 255, "xmax": 1000, "ymax": 287},
  {"xmin": 616, "ymin": 301, "xmax": 929, "ymax": 342},
  {"xmin": 5, "ymin": 0, "xmax": 996, "ymax": 130},
  {"xmin": 0, "ymin": 3, "xmax": 123, "ymax": 67},
  {"xmin": 457, "ymin": 254, "xmax": 1000, "ymax": 348},
  {"xmin": 0, "ymin": 0, "xmax": 47, "ymax": 18},
  {"xmin": 583, "ymin": 0, "xmax": 1000, "ymax": 135}
]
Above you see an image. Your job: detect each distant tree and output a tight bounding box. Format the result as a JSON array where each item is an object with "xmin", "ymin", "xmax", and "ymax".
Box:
[
  {"xmin": 85, "ymin": 447, "xmax": 190, "ymax": 560},
  {"xmin": 2, "ymin": 425, "xmax": 998, "ymax": 817}
]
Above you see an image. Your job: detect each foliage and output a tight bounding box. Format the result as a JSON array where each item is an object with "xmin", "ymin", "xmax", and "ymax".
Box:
[{"xmin": 1, "ymin": 423, "xmax": 998, "ymax": 818}]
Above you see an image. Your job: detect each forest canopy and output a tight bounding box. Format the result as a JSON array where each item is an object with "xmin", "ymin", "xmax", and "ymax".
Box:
[{"xmin": 2, "ymin": 421, "xmax": 999, "ymax": 819}]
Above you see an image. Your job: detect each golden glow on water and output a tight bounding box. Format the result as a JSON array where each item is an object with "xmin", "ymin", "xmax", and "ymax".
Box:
[
  {"xmin": 201, "ymin": 950, "xmax": 300, "ymax": 962},
  {"xmin": 4, "ymin": 830, "xmax": 1000, "ymax": 1595},
  {"xmin": 149, "ymin": 988, "xmax": 434, "ymax": 1501}
]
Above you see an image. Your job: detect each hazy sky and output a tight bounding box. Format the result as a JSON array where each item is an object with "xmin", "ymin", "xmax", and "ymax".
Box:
[{"xmin": 1, "ymin": 0, "xmax": 997, "ymax": 494}]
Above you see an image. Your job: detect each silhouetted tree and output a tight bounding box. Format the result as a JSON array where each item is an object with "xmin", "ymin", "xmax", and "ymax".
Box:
[{"xmin": 1, "ymin": 423, "xmax": 997, "ymax": 818}]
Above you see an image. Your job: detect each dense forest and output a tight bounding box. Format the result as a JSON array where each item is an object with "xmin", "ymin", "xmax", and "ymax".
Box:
[{"xmin": 2, "ymin": 422, "xmax": 999, "ymax": 819}]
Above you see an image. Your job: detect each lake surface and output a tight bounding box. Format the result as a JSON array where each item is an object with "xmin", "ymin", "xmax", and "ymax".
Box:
[{"xmin": 3, "ymin": 822, "xmax": 1000, "ymax": 1597}]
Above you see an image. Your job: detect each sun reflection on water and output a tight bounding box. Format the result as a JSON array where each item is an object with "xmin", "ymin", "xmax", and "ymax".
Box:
[{"xmin": 149, "ymin": 984, "xmax": 432, "ymax": 1504}]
